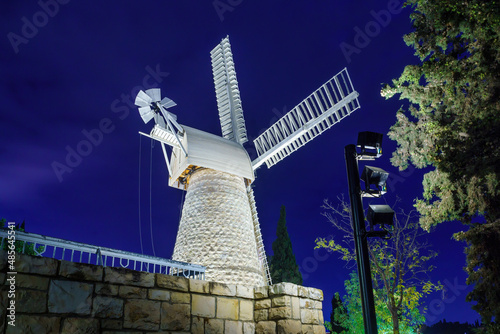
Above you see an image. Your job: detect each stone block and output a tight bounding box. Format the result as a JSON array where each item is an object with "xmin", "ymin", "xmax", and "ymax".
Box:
[
  {"xmin": 59, "ymin": 260, "xmax": 103, "ymax": 281},
  {"xmin": 297, "ymin": 286, "xmax": 308, "ymax": 298},
  {"xmin": 254, "ymin": 309, "xmax": 269, "ymax": 322},
  {"xmin": 192, "ymin": 294, "xmax": 215, "ymax": 317},
  {"xmin": 92, "ymin": 296, "xmax": 123, "ymax": 318},
  {"xmin": 300, "ymin": 308, "xmax": 319, "ymax": 324},
  {"xmin": 291, "ymin": 296, "xmax": 300, "ymax": 320},
  {"xmin": 255, "ymin": 321, "xmax": 276, "ymax": 334},
  {"xmin": 225, "ymin": 320, "xmax": 243, "ymax": 334},
  {"xmin": 302, "ymin": 324, "xmax": 314, "ymax": 333},
  {"xmin": 148, "ymin": 288, "xmax": 170, "ymax": 301},
  {"xmin": 255, "ymin": 298, "xmax": 271, "ymax": 310},
  {"xmin": 190, "ymin": 279, "xmax": 209, "ymax": 293},
  {"xmin": 269, "ymin": 306, "xmax": 292, "ymax": 320},
  {"xmin": 277, "ymin": 319, "xmax": 302, "ymax": 334},
  {"xmin": 101, "ymin": 319, "xmax": 122, "ymax": 329},
  {"xmin": 272, "ymin": 295, "xmax": 291, "ymax": 307},
  {"xmin": 156, "ymin": 274, "xmax": 189, "ymax": 291},
  {"xmin": 299, "ymin": 298, "xmax": 322, "ymax": 309},
  {"xmin": 16, "ymin": 252, "xmax": 58, "ymax": 276},
  {"xmin": 105, "ymin": 267, "xmax": 154, "ymax": 287},
  {"xmin": 254, "ymin": 286, "xmax": 268, "ymax": 299},
  {"xmin": 240, "ymin": 299, "xmax": 254, "ymax": 321},
  {"xmin": 161, "ymin": 302, "xmax": 190, "ymax": 331},
  {"xmin": 16, "ymin": 273, "xmax": 49, "ymax": 290},
  {"xmin": 217, "ymin": 297, "xmax": 239, "ymax": 319},
  {"xmin": 191, "ymin": 316, "xmax": 204, "ymax": 334},
  {"xmin": 205, "ymin": 318, "xmax": 224, "ymax": 334},
  {"xmin": 48, "ymin": 280, "xmax": 92, "ymax": 314},
  {"xmin": 123, "ymin": 299, "xmax": 160, "ymax": 330},
  {"xmin": 119, "ymin": 285, "xmax": 146, "ymax": 298},
  {"xmin": 318, "ymin": 310, "xmax": 324, "ymax": 324},
  {"xmin": 298, "ymin": 286, "xmax": 323, "ymax": 301},
  {"xmin": 8, "ymin": 315, "xmax": 60, "ymax": 334},
  {"xmin": 210, "ymin": 281, "xmax": 236, "ymax": 296},
  {"xmin": 95, "ymin": 283, "xmax": 119, "ymax": 296},
  {"xmin": 236, "ymin": 285, "xmax": 254, "ymax": 299},
  {"xmin": 17, "ymin": 289, "xmax": 46, "ymax": 313},
  {"xmin": 171, "ymin": 291, "xmax": 190, "ymax": 303},
  {"xmin": 62, "ymin": 317, "xmax": 99, "ymax": 334},
  {"xmin": 243, "ymin": 321, "xmax": 256, "ymax": 334},
  {"xmin": 313, "ymin": 324, "xmax": 327, "ymax": 334},
  {"xmin": 310, "ymin": 288, "xmax": 323, "ymax": 302},
  {"xmin": 269, "ymin": 282, "xmax": 298, "ymax": 297}
]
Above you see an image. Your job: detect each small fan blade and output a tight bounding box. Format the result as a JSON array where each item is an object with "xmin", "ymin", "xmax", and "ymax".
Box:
[
  {"xmin": 135, "ymin": 90, "xmax": 152, "ymax": 107},
  {"xmin": 145, "ymin": 88, "xmax": 161, "ymax": 102},
  {"xmin": 139, "ymin": 107, "xmax": 154, "ymax": 123},
  {"xmin": 138, "ymin": 106, "xmax": 152, "ymax": 116},
  {"xmin": 160, "ymin": 96, "xmax": 177, "ymax": 109}
]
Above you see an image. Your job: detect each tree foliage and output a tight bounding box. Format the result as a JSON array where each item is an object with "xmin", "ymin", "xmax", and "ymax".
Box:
[
  {"xmin": 329, "ymin": 292, "xmax": 349, "ymax": 333},
  {"xmin": 381, "ymin": 0, "xmax": 500, "ymax": 321},
  {"xmin": 316, "ymin": 198, "xmax": 440, "ymax": 333},
  {"xmin": 331, "ymin": 272, "xmax": 421, "ymax": 334},
  {"xmin": 269, "ymin": 205, "xmax": 303, "ymax": 285}
]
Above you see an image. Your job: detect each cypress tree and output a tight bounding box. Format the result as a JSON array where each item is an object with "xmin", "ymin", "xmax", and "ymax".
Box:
[
  {"xmin": 269, "ymin": 205, "xmax": 302, "ymax": 285},
  {"xmin": 330, "ymin": 292, "xmax": 348, "ymax": 333}
]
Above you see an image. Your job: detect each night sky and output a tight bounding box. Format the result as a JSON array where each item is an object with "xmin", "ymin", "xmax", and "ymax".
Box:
[{"xmin": 1, "ymin": 1, "xmax": 479, "ymax": 325}]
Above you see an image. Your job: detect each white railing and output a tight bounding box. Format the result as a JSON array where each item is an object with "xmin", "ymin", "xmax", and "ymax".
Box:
[{"xmin": 0, "ymin": 229, "xmax": 205, "ymax": 280}]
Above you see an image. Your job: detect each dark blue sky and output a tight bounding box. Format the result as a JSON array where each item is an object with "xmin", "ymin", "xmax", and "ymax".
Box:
[{"xmin": 1, "ymin": 1, "xmax": 478, "ymax": 325}]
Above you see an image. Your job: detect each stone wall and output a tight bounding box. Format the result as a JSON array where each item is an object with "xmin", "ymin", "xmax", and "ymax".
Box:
[{"xmin": 0, "ymin": 252, "xmax": 325, "ymax": 333}]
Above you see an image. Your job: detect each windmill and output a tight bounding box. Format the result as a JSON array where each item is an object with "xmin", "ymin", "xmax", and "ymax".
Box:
[{"xmin": 135, "ymin": 36, "xmax": 360, "ymax": 287}]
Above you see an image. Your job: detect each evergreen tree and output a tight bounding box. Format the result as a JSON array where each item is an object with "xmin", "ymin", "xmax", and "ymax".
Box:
[
  {"xmin": 269, "ymin": 205, "xmax": 303, "ymax": 285},
  {"xmin": 330, "ymin": 292, "xmax": 349, "ymax": 333},
  {"xmin": 381, "ymin": 0, "xmax": 500, "ymax": 322}
]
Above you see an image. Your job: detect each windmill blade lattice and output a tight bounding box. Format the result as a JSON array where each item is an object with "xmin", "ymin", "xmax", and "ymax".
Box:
[
  {"xmin": 210, "ymin": 36, "xmax": 248, "ymax": 145},
  {"xmin": 252, "ymin": 68, "xmax": 360, "ymax": 169}
]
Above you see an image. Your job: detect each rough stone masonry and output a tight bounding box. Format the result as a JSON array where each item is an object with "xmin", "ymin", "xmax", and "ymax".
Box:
[
  {"xmin": 172, "ymin": 168, "xmax": 265, "ymax": 287},
  {"xmin": 0, "ymin": 251, "xmax": 326, "ymax": 333}
]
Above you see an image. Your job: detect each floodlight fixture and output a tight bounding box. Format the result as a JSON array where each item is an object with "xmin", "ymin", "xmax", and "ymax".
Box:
[
  {"xmin": 361, "ymin": 166, "xmax": 389, "ymax": 197},
  {"xmin": 357, "ymin": 131, "xmax": 383, "ymax": 160},
  {"xmin": 367, "ymin": 204, "xmax": 394, "ymax": 228}
]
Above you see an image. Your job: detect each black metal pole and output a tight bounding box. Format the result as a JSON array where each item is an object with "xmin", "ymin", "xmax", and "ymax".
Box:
[{"xmin": 344, "ymin": 144, "xmax": 378, "ymax": 334}]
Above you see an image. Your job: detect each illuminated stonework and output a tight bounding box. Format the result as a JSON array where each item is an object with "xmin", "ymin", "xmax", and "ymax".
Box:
[{"xmin": 172, "ymin": 168, "xmax": 265, "ymax": 287}]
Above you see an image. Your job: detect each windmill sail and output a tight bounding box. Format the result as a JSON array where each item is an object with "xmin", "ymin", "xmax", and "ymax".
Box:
[
  {"xmin": 210, "ymin": 36, "xmax": 248, "ymax": 145},
  {"xmin": 252, "ymin": 68, "xmax": 360, "ymax": 169}
]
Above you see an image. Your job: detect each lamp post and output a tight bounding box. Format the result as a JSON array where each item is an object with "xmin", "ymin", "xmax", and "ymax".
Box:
[
  {"xmin": 344, "ymin": 131, "xmax": 394, "ymax": 334},
  {"xmin": 344, "ymin": 143, "xmax": 378, "ymax": 334}
]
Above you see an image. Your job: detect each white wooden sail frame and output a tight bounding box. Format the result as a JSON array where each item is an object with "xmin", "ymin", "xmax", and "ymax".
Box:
[{"xmin": 252, "ymin": 68, "xmax": 360, "ymax": 169}]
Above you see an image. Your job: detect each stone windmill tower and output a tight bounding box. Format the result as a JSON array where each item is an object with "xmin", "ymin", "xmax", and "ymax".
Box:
[{"xmin": 135, "ymin": 36, "xmax": 360, "ymax": 287}]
